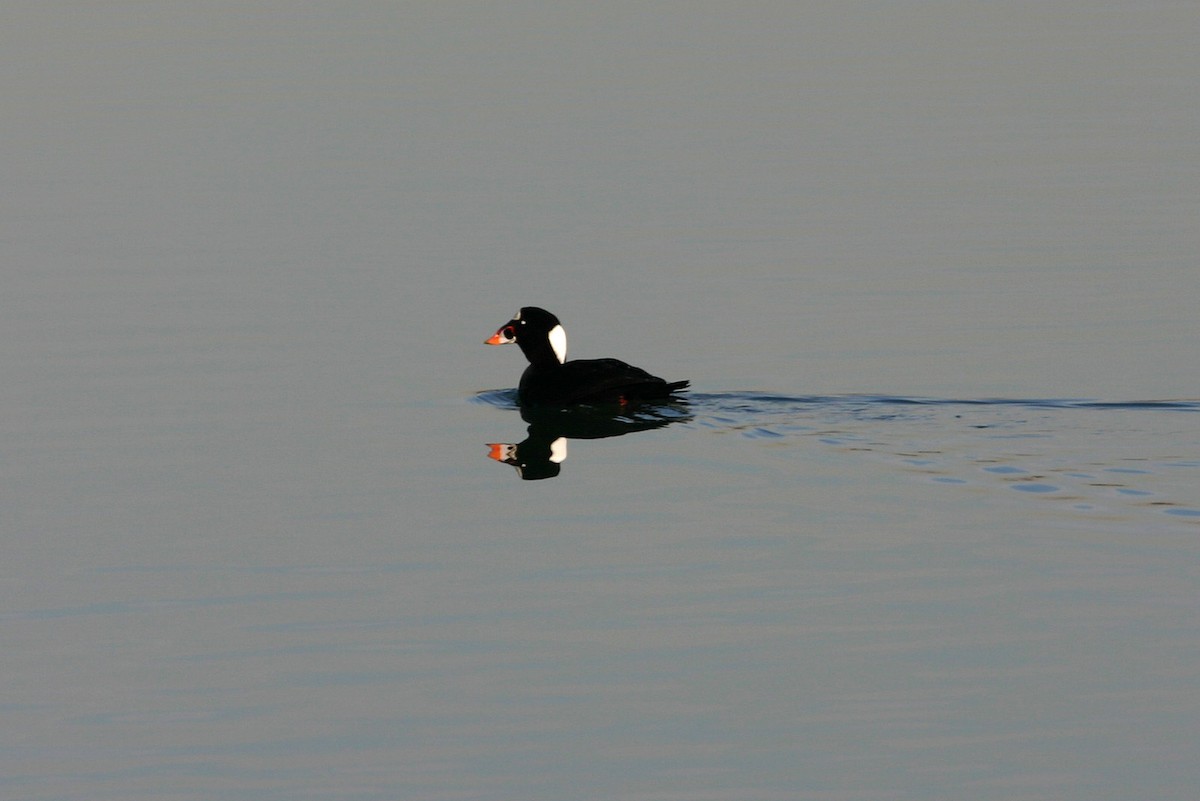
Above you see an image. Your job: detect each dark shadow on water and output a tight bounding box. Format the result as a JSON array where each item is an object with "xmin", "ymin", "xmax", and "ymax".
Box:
[{"xmin": 473, "ymin": 389, "xmax": 692, "ymax": 480}]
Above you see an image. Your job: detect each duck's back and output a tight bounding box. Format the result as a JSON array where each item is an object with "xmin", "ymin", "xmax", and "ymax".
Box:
[{"xmin": 519, "ymin": 358, "xmax": 689, "ymax": 406}]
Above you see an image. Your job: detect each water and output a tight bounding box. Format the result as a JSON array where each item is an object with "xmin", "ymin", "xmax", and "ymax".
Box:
[{"xmin": 3, "ymin": 4, "xmax": 1200, "ymax": 800}]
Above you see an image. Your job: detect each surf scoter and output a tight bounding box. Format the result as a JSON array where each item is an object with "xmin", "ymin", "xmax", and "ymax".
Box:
[{"xmin": 485, "ymin": 306, "xmax": 689, "ymax": 407}]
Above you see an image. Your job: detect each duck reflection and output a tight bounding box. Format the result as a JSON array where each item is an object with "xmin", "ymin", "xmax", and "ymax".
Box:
[{"xmin": 487, "ymin": 400, "xmax": 692, "ymax": 480}]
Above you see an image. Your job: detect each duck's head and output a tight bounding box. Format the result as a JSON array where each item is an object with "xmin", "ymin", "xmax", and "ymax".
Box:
[{"xmin": 485, "ymin": 306, "xmax": 567, "ymax": 366}]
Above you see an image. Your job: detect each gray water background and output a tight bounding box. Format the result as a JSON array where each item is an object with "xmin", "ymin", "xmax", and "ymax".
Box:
[{"xmin": 2, "ymin": 4, "xmax": 1199, "ymax": 800}]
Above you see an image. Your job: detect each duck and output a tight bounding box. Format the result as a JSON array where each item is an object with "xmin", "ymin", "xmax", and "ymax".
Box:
[{"xmin": 485, "ymin": 306, "xmax": 689, "ymax": 407}]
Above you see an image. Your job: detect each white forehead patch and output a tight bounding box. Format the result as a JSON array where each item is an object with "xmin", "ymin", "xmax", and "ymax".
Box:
[
  {"xmin": 548, "ymin": 323, "xmax": 567, "ymax": 364},
  {"xmin": 513, "ymin": 309, "xmax": 521, "ymax": 321},
  {"xmin": 549, "ymin": 437, "xmax": 568, "ymax": 463}
]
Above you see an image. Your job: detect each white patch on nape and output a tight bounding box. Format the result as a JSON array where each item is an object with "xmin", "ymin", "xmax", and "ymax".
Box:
[
  {"xmin": 548, "ymin": 437, "xmax": 568, "ymax": 463},
  {"xmin": 547, "ymin": 324, "xmax": 567, "ymax": 364}
]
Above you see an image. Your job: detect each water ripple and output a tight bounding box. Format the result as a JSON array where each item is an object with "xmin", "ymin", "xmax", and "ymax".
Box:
[
  {"xmin": 687, "ymin": 392, "xmax": 1200, "ymax": 415},
  {"xmin": 681, "ymin": 392, "xmax": 1200, "ymax": 525}
]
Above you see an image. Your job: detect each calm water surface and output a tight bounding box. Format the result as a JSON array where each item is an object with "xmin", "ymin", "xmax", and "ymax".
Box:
[{"xmin": 3, "ymin": 4, "xmax": 1199, "ymax": 801}]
